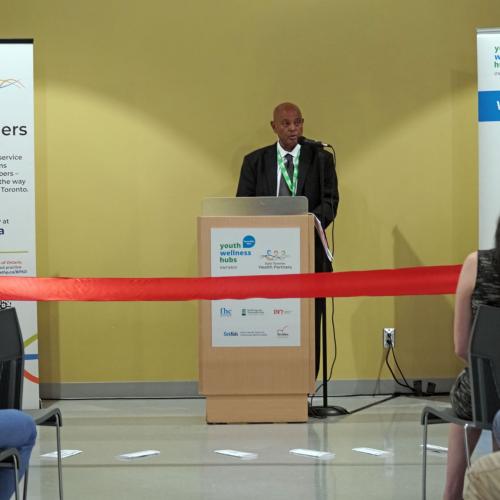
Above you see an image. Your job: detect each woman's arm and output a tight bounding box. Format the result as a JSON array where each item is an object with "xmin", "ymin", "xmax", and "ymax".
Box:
[{"xmin": 453, "ymin": 251, "xmax": 478, "ymax": 361}]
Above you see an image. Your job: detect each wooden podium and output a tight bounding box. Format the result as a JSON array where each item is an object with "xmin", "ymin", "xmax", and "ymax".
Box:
[{"xmin": 198, "ymin": 197, "xmax": 315, "ymax": 423}]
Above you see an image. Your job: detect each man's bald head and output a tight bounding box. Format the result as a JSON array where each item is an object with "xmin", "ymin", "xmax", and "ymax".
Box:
[
  {"xmin": 271, "ymin": 102, "xmax": 304, "ymax": 151},
  {"xmin": 272, "ymin": 102, "xmax": 301, "ymax": 122}
]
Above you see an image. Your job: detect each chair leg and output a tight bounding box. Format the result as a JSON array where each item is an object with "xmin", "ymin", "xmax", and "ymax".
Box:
[
  {"xmin": 464, "ymin": 424, "xmax": 471, "ymax": 468},
  {"xmin": 422, "ymin": 412, "xmax": 428, "ymax": 500},
  {"xmin": 13, "ymin": 454, "xmax": 20, "ymax": 500},
  {"xmin": 56, "ymin": 414, "xmax": 64, "ymax": 500},
  {"xmin": 23, "ymin": 467, "xmax": 29, "ymax": 500}
]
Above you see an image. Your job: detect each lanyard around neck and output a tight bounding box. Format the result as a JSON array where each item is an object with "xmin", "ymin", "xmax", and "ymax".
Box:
[{"xmin": 277, "ymin": 151, "xmax": 299, "ymax": 196}]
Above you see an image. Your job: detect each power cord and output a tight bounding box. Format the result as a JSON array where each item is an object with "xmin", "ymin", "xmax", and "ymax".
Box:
[{"xmin": 384, "ymin": 343, "xmax": 416, "ymax": 393}]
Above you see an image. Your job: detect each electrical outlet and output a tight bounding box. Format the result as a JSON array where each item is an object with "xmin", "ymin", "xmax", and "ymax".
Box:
[{"xmin": 383, "ymin": 328, "xmax": 395, "ymax": 348}]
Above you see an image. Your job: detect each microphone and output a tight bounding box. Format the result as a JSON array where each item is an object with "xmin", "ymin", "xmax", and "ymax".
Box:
[{"xmin": 298, "ymin": 136, "xmax": 331, "ymax": 148}]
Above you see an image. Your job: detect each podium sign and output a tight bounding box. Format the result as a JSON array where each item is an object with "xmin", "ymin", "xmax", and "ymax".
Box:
[{"xmin": 211, "ymin": 227, "xmax": 301, "ymax": 347}]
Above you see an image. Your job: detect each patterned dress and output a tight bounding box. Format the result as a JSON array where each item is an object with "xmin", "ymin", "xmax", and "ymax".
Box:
[{"xmin": 450, "ymin": 249, "xmax": 500, "ymax": 419}]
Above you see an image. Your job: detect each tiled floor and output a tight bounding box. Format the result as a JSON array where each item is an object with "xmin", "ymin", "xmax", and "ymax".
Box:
[{"xmin": 24, "ymin": 395, "xmax": 492, "ymax": 499}]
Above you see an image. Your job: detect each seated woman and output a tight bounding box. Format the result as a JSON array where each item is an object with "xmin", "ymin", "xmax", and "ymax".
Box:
[
  {"xmin": 0, "ymin": 410, "xmax": 37, "ymax": 500},
  {"xmin": 443, "ymin": 216, "xmax": 500, "ymax": 500}
]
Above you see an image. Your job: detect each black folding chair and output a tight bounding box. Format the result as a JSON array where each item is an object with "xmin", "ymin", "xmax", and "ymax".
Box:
[
  {"xmin": 421, "ymin": 304, "xmax": 500, "ymax": 500},
  {"xmin": 0, "ymin": 447, "xmax": 21, "ymax": 500},
  {"xmin": 0, "ymin": 307, "xmax": 64, "ymax": 500}
]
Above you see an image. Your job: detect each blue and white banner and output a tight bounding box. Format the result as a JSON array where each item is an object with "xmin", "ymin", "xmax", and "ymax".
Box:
[
  {"xmin": 477, "ymin": 29, "xmax": 500, "ymax": 248},
  {"xmin": 0, "ymin": 40, "xmax": 39, "ymax": 408}
]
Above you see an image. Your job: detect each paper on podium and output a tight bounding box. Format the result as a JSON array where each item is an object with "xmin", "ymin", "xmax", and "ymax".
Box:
[{"xmin": 313, "ymin": 216, "xmax": 333, "ymax": 262}]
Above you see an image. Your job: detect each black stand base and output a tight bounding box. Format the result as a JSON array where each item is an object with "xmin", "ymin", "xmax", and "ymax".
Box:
[
  {"xmin": 308, "ymin": 404, "xmax": 349, "ymax": 418},
  {"xmin": 308, "ymin": 297, "xmax": 349, "ymax": 418},
  {"xmin": 308, "ymin": 393, "xmax": 402, "ymax": 418}
]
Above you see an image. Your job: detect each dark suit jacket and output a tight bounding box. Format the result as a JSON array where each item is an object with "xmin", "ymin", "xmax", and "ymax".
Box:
[{"xmin": 236, "ymin": 143, "xmax": 339, "ymax": 272}]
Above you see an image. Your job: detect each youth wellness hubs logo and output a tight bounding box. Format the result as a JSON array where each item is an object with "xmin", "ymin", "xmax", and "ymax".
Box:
[{"xmin": 219, "ymin": 235, "xmax": 255, "ymax": 263}]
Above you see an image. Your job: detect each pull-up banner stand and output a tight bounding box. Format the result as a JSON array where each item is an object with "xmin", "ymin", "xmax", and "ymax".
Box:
[
  {"xmin": 0, "ymin": 39, "xmax": 39, "ymax": 408},
  {"xmin": 477, "ymin": 29, "xmax": 500, "ymax": 248}
]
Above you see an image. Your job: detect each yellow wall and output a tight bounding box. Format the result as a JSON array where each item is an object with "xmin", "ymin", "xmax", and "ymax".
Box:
[{"xmin": 2, "ymin": 0, "xmax": 499, "ymax": 385}]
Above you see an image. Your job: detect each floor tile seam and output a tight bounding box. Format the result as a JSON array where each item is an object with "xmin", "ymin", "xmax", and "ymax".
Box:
[{"xmin": 29, "ymin": 461, "xmax": 444, "ymax": 468}]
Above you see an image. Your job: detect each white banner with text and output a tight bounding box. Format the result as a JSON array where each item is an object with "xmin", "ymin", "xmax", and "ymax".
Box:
[{"xmin": 0, "ymin": 40, "xmax": 39, "ymax": 408}]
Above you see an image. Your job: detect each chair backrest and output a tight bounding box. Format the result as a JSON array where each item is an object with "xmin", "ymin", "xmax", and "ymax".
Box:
[
  {"xmin": 469, "ymin": 305, "xmax": 500, "ymax": 427},
  {"xmin": 0, "ymin": 308, "xmax": 24, "ymax": 410}
]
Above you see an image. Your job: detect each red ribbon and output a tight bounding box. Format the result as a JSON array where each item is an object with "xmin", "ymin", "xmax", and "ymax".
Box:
[{"xmin": 0, "ymin": 265, "xmax": 461, "ymax": 301}]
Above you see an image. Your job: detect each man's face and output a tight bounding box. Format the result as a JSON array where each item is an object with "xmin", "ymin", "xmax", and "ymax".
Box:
[{"xmin": 271, "ymin": 106, "xmax": 304, "ymax": 151}]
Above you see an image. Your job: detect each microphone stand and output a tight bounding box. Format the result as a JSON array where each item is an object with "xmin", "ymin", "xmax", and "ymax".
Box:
[
  {"xmin": 311, "ymin": 298, "xmax": 348, "ymax": 417},
  {"xmin": 308, "ymin": 145, "xmax": 348, "ymax": 418}
]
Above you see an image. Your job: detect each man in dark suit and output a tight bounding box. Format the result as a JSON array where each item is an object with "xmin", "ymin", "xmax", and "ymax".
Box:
[{"xmin": 236, "ymin": 102, "xmax": 339, "ymax": 377}]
